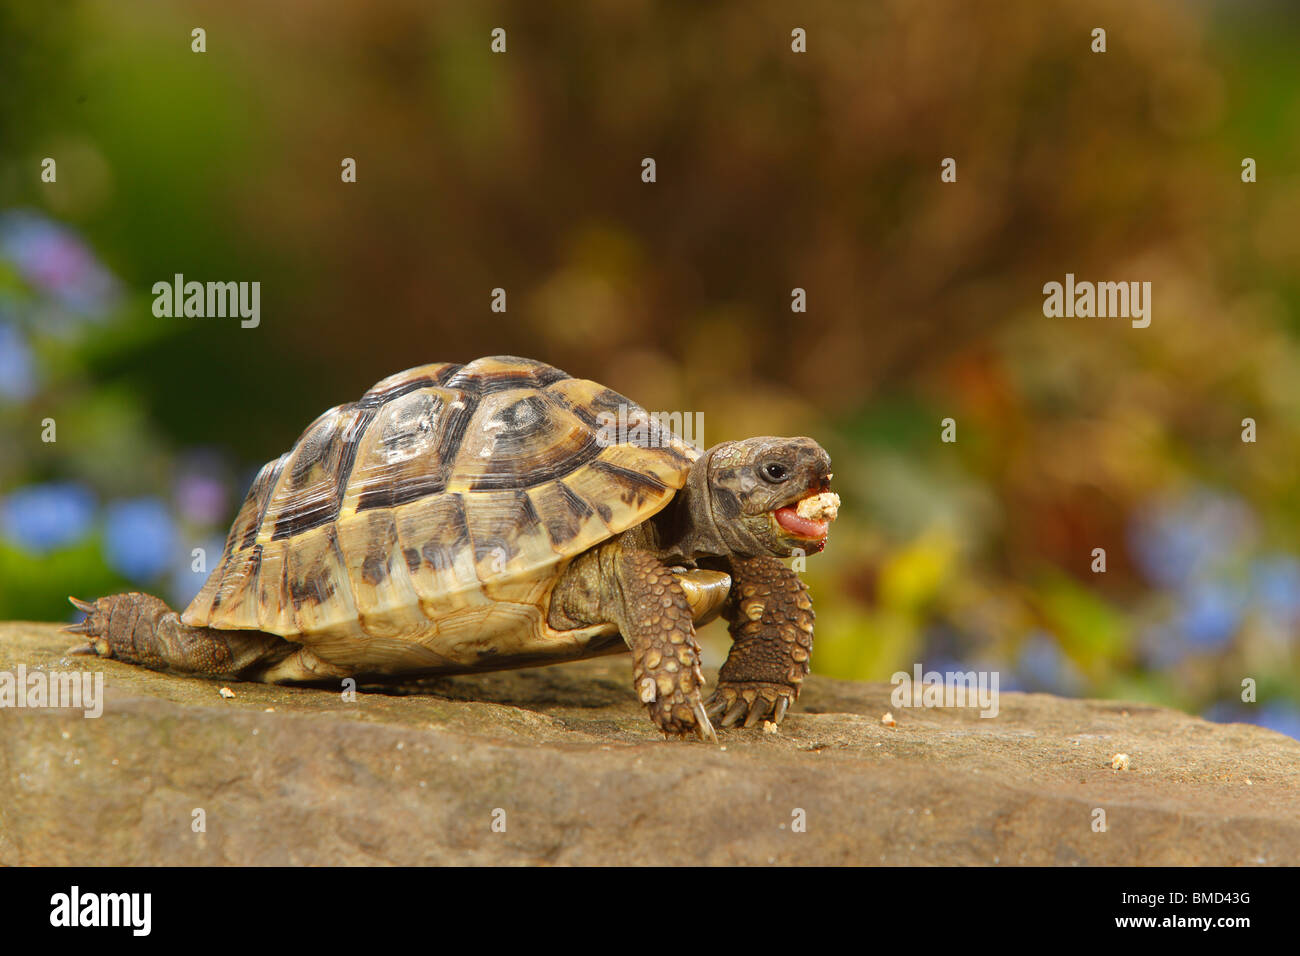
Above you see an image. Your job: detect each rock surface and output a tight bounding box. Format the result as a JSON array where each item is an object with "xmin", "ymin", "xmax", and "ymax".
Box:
[{"xmin": 1, "ymin": 620, "xmax": 1297, "ymax": 865}]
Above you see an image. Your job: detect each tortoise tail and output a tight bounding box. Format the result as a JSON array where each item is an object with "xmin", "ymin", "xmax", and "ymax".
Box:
[{"xmin": 62, "ymin": 597, "xmax": 97, "ymax": 634}]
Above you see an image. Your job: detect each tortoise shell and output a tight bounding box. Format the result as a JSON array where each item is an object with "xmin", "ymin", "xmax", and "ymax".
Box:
[{"xmin": 182, "ymin": 356, "xmax": 698, "ymax": 673}]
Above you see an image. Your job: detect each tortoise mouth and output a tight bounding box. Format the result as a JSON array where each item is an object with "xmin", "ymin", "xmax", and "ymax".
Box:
[
  {"xmin": 772, "ymin": 504, "xmax": 829, "ymax": 541},
  {"xmin": 769, "ymin": 479, "xmax": 838, "ymax": 549}
]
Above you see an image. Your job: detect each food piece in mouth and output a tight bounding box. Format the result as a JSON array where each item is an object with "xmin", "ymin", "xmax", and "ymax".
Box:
[
  {"xmin": 796, "ymin": 491, "xmax": 840, "ymax": 523},
  {"xmin": 773, "ymin": 492, "xmax": 841, "ymax": 540}
]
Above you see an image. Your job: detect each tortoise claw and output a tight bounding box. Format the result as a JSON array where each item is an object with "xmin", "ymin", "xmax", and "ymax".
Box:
[
  {"xmin": 721, "ymin": 699, "xmax": 748, "ymax": 727},
  {"xmin": 66, "ymin": 638, "xmax": 110, "ymax": 657},
  {"xmin": 63, "ymin": 596, "xmax": 98, "ymax": 636},
  {"xmin": 709, "ymin": 681, "xmax": 799, "ymax": 731},
  {"xmin": 63, "ymin": 596, "xmax": 101, "ymax": 649},
  {"xmin": 691, "ymin": 700, "xmax": 719, "ymax": 744}
]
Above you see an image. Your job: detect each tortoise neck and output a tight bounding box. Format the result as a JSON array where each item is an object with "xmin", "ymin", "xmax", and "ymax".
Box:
[{"xmin": 648, "ymin": 446, "xmax": 733, "ymax": 564}]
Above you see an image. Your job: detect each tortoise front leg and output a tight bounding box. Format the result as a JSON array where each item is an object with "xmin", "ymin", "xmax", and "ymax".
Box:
[{"xmin": 705, "ymin": 556, "xmax": 814, "ymax": 728}]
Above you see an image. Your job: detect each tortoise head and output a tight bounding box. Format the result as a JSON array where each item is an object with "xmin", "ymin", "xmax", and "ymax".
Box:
[{"xmin": 692, "ymin": 437, "xmax": 836, "ymax": 558}]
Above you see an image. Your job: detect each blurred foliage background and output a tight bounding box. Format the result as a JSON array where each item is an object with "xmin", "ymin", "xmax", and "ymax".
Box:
[{"xmin": 1, "ymin": 0, "xmax": 1298, "ymax": 736}]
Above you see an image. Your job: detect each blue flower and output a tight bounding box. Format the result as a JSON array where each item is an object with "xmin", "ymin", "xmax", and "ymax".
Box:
[
  {"xmin": 1201, "ymin": 702, "xmax": 1238, "ymax": 724},
  {"xmin": 103, "ymin": 498, "xmax": 178, "ymax": 581},
  {"xmin": 169, "ymin": 534, "xmax": 227, "ymax": 608},
  {"xmin": 0, "ymin": 210, "xmax": 120, "ymax": 318},
  {"xmin": 1205, "ymin": 702, "xmax": 1300, "ymax": 742},
  {"xmin": 1014, "ymin": 632, "xmax": 1083, "ymax": 696},
  {"xmin": 1251, "ymin": 556, "xmax": 1300, "ymax": 626},
  {"xmin": 1175, "ymin": 582, "xmax": 1243, "ymax": 651},
  {"xmin": 1138, "ymin": 622, "xmax": 1189, "ymax": 669},
  {"xmin": 0, "ymin": 321, "xmax": 36, "ymax": 400},
  {"xmin": 0, "ymin": 482, "xmax": 96, "ymax": 552},
  {"xmin": 1253, "ymin": 704, "xmax": 1300, "ymax": 741},
  {"xmin": 1128, "ymin": 489, "xmax": 1254, "ymax": 589},
  {"xmin": 174, "ymin": 471, "xmax": 229, "ymax": 525}
]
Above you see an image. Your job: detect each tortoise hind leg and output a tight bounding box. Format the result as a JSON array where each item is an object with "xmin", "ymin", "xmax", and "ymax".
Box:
[{"xmin": 66, "ymin": 592, "xmax": 296, "ymax": 679}]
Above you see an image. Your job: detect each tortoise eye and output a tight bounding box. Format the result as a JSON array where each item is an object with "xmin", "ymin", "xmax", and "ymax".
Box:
[{"xmin": 761, "ymin": 462, "xmax": 789, "ymax": 482}]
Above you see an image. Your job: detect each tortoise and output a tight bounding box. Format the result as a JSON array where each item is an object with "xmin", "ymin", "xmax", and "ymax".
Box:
[{"xmin": 67, "ymin": 356, "xmax": 838, "ymax": 741}]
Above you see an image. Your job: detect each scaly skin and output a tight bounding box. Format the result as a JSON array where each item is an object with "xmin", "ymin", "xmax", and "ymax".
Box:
[
  {"xmin": 66, "ymin": 592, "xmax": 294, "ymax": 677},
  {"xmin": 67, "ymin": 435, "xmax": 834, "ymax": 744},
  {"xmin": 705, "ymin": 556, "xmax": 814, "ymax": 728},
  {"xmin": 548, "ymin": 541, "xmax": 717, "ymax": 741},
  {"xmin": 615, "ymin": 549, "xmax": 716, "ymax": 742}
]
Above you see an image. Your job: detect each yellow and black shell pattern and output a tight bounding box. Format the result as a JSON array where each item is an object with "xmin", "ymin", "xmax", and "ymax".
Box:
[{"xmin": 182, "ymin": 356, "xmax": 698, "ymax": 674}]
